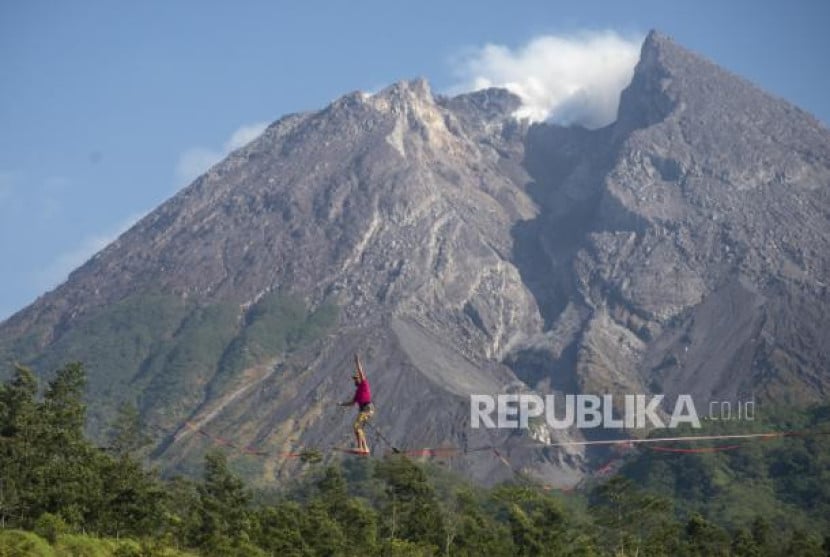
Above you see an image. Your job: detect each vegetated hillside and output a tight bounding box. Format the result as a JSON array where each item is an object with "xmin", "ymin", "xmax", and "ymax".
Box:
[
  {"xmin": 1, "ymin": 30, "xmax": 829, "ymax": 485},
  {"xmin": 2, "ymin": 364, "xmax": 829, "ymax": 555}
]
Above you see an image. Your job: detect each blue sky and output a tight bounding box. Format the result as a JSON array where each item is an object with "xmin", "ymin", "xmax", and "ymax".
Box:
[{"xmin": 1, "ymin": 0, "xmax": 828, "ymax": 321}]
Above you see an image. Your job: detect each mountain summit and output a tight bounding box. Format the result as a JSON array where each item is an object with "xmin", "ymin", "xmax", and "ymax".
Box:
[{"xmin": 2, "ymin": 31, "xmax": 829, "ymax": 485}]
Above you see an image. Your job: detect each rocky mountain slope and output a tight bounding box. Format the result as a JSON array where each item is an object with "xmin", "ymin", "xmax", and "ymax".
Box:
[{"xmin": 1, "ymin": 31, "xmax": 828, "ymax": 486}]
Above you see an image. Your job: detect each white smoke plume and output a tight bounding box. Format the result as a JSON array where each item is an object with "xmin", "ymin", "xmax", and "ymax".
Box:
[{"xmin": 452, "ymin": 31, "xmax": 643, "ymax": 128}]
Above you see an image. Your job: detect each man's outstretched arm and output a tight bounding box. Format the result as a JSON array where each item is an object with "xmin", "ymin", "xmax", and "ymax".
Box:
[{"xmin": 354, "ymin": 353, "xmax": 366, "ymax": 382}]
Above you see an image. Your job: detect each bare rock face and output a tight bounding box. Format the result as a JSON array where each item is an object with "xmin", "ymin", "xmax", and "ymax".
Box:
[
  {"xmin": 581, "ymin": 32, "xmax": 830, "ymax": 407},
  {"xmin": 1, "ymin": 31, "xmax": 829, "ymax": 485}
]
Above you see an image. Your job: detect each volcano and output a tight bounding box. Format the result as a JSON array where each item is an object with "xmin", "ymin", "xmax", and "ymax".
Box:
[{"xmin": 2, "ymin": 31, "xmax": 829, "ymax": 486}]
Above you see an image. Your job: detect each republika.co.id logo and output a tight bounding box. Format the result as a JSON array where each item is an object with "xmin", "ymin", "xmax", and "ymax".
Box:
[{"xmin": 470, "ymin": 394, "xmax": 756, "ymax": 430}]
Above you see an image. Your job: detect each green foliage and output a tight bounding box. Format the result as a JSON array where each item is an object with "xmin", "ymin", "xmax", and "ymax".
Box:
[
  {"xmin": 34, "ymin": 513, "xmax": 69, "ymax": 545},
  {"xmin": 0, "ymin": 363, "xmax": 167, "ymax": 538},
  {"xmin": 589, "ymin": 476, "xmax": 678, "ymax": 556},
  {"xmin": 6, "ymin": 293, "xmax": 196, "ymax": 436},
  {"xmin": 491, "ymin": 484, "xmax": 597, "ymax": 556},
  {"xmin": 107, "ymin": 402, "xmax": 152, "ymax": 458},
  {"xmin": 3, "ymin": 292, "xmax": 338, "ymax": 458},
  {"xmin": 378, "ymin": 538, "xmax": 436, "ymax": 556},
  {"xmin": 444, "ymin": 488, "xmax": 512, "ymax": 556},
  {"xmin": 251, "ymin": 502, "xmax": 307, "ymax": 556},
  {"xmin": 298, "ymin": 448, "xmax": 323, "ymax": 464},
  {"xmin": 161, "ymin": 476, "xmax": 201, "ymax": 548},
  {"xmin": 375, "ymin": 455, "xmax": 447, "ymax": 551},
  {"xmin": 53, "ymin": 533, "xmax": 121, "ymax": 557},
  {"xmin": 2, "ymin": 362, "xmax": 830, "ymax": 556},
  {"xmin": 95, "ymin": 455, "xmax": 168, "ymax": 538},
  {"xmin": 315, "ymin": 466, "xmax": 379, "ymax": 555},
  {"xmin": 729, "ymin": 528, "xmax": 760, "ymax": 557},
  {"xmin": 0, "ymin": 363, "xmax": 100, "ymax": 529},
  {"xmin": 215, "ymin": 293, "xmax": 338, "ymax": 389},
  {"xmin": 618, "ymin": 403, "xmax": 830, "ymax": 534},
  {"xmin": 0, "ymin": 529, "xmax": 55, "ymax": 556},
  {"xmin": 682, "ymin": 512, "xmax": 730, "ymax": 555},
  {"xmin": 137, "ymin": 302, "xmax": 239, "ymax": 424},
  {"xmin": 784, "ymin": 529, "xmax": 825, "ymax": 557},
  {"xmin": 0, "ymin": 529, "xmax": 196, "ymax": 557},
  {"xmin": 190, "ymin": 449, "xmax": 254, "ymax": 552},
  {"xmin": 33, "ymin": 294, "xmax": 191, "ymax": 409}
]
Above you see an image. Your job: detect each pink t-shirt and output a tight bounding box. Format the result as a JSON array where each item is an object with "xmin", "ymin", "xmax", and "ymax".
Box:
[{"xmin": 353, "ymin": 379, "xmax": 372, "ymax": 406}]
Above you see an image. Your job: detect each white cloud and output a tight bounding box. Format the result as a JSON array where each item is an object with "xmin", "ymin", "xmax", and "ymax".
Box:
[
  {"xmin": 36, "ymin": 211, "xmax": 146, "ymax": 291},
  {"xmin": 175, "ymin": 121, "xmax": 269, "ymax": 187},
  {"xmin": 226, "ymin": 122, "xmax": 269, "ymax": 151},
  {"xmin": 451, "ymin": 31, "xmax": 643, "ymax": 128},
  {"xmin": 175, "ymin": 147, "xmax": 223, "ymax": 188}
]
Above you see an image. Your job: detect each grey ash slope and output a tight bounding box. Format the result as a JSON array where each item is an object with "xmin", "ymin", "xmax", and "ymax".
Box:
[
  {"xmin": 1, "ymin": 31, "xmax": 829, "ymax": 485},
  {"xmin": 0, "ymin": 77, "xmax": 580, "ymax": 485},
  {"xmin": 565, "ymin": 31, "xmax": 830, "ymax": 407}
]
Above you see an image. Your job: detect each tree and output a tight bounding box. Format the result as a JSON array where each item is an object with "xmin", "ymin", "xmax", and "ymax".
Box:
[
  {"xmin": 449, "ymin": 488, "xmax": 513, "ymax": 556},
  {"xmin": 590, "ymin": 476, "xmax": 679, "ymax": 556},
  {"xmin": 0, "ymin": 363, "xmax": 105, "ymax": 530},
  {"xmin": 784, "ymin": 529, "xmax": 824, "ymax": 557},
  {"xmin": 252, "ymin": 502, "xmax": 307, "ymax": 556},
  {"xmin": 301, "ymin": 499, "xmax": 349, "ymax": 555},
  {"xmin": 315, "ymin": 466, "xmax": 379, "ymax": 554},
  {"xmin": 194, "ymin": 449, "xmax": 253, "ymax": 550},
  {"xmin": 94, "ymin": 454, "xmax": 168, "ymax": 538},
  {"xmin": 42, "ymin": 361, "xmax": 86, "ymax": 440},
  {"xmin": 683, "ymin": 513, "xmax": 730, "ymax": 556},
  {"xmin": 730, "ymin": 528, "xmax": 760, "ymax": 557},
  {"xmin": 492, "ymin": 484, "xmax": 595, "ymax": 556},
  {"xmin": 3, "ymin": 362, "xmax": 170, "ymax": 538},
  {"xmin": 0, "ymin": 364, "xmax": 38, "ymax": 437},
  {"xmin": 108, "ymin": 402, "xmax": 151, "ymax": 458},
  {"xmin": 375, "ymin": 456, "xmax": 447, "ymax": 550},
  {"xmin": 36, "ymin": 363, "xmax": 104, "ymax": 529},
  {"xmin": 0, "ymin": 364, "xmax": 39, "ymax": 527}
]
